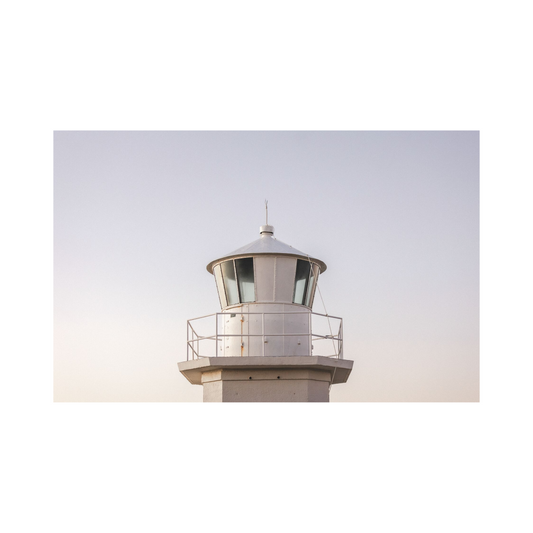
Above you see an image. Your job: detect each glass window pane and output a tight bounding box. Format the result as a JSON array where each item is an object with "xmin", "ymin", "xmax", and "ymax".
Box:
[
  {"xmin": 214, "ymin": 264, "xmax": 227, "ymax": 308},
  {"xmin": 235, "ymin": 257, "xmax": 255, "ymax": 303},
  {"xmin": 305, "ymin": 263, "xmax": 318, "ymax": 307},
  {"xmin": 221, "ymin": 260, "xmax": 239, "ymax": 305},
  {"xmin": 293, "ymin": 259, "xmax": 310, "ymax": 305}
]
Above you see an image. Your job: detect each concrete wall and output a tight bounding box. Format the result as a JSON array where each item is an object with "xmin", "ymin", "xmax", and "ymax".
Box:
[{"xmin": 201, "ymin": 367, "xmax": 330, "ymax": 402}]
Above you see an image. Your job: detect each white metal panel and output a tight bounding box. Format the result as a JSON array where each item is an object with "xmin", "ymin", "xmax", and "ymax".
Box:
[
  {"xmin": 274, "ymin": 257, "xmax": 296, "ymax": 303},
  {"xmin": 241, "ymin": 306, "xmax": 249, "ymax": 356},
  {"xmin": 282, "ymin": 304, "xmax": 311, "ymax": 356},
  {"xmin": 246, "ymin": 311, "xmax": 263, "ymax": 357},
  {"xmin": 264, "ymin": 308, "xmax": 284, "ymax": 356},
  {"xmin": 255, "ymin": 256, "xmax": 275, "ymax": 302},
  {"xmin": 222, "ymin": 309, "xmax": 244, "ymax": 357},
  {"xmin": 220, "ymin": 302, "xmax": 313, "ymax": 357}
]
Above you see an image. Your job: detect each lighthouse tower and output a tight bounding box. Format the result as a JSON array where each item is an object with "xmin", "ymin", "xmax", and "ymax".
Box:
[{"xmin": 178, "ymin": 220, "xmax": 353, "ymax": 402}]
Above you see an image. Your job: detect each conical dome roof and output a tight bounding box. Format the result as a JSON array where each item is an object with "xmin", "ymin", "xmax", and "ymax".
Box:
[{"xmin": 206, "ymin": 225, "xmax": 327, "ymax": 274}]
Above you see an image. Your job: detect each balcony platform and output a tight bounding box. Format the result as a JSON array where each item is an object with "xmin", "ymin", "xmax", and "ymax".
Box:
[{"xmin": 178, "ymin": 356, "xmax": 353, "ymax": 402}]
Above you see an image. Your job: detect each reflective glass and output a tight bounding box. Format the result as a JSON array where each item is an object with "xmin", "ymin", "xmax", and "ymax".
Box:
[
  {"xmin": 214, "ymin": 264, "xmax": 227, "ymax": 308},
  {"xmin": 221, "ymin": 260, "xmax": 239, "ymax": 305},
  {"xmin": 235, "ymin": 258, "xmax": 255, "ymax": 303},
  {"xmin": 293, "ymin": 259, "xmax": 310, "ymax": 305},
  {"xmin": 305, "ymin": 263, "xmax": 318, "ymax": 307}
]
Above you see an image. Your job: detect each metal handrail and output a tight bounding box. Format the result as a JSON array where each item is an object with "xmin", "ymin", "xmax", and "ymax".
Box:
[{"xmin": 186, "ymin": 311, "xmax": 343, "ymax": 361}]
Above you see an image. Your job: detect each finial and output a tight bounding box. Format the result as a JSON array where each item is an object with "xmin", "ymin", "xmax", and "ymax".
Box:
[{"xmin": 260, "ymin": 200, "xmax": 274, "ymax": 235}]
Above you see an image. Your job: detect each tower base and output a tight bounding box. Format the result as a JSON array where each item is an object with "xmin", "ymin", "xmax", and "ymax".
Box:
[{"xmin": 178, "ymin": 356, "xmax": 353, "ymax": 402}]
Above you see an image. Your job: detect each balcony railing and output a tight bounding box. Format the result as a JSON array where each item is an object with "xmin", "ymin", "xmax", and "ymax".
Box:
[{"xmin": 186, "ymin": 311, "xmax": 343, "ymax": 360}]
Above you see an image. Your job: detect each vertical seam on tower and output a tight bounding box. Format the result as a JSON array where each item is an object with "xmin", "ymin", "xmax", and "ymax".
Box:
[{"xmin": 273, "ymin": 256, "xmax": 277, "ymax": 302}]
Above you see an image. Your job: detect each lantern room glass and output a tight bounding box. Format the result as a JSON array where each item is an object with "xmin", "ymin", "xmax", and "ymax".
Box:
[
  {"xmin": 293, "ymin": 259, "xmax": 311, "ymax": 305},
  {"xmin": 235, "ymin": 258, "xmax": 255, "ymax": 303},
  {"xmin": 213, "ymin": 264, "xmax": 227, "ymax": 308},
  {"xmin": 220, "ymin": 258, "xmax": 256, "ymax": 306},
  {"xmin": 305, "ymin": 263, "xmax": 318, "ymax": 307},
  {"xmin": 221, "ymin": 260, "xmax": 239, "ymax": 306}
]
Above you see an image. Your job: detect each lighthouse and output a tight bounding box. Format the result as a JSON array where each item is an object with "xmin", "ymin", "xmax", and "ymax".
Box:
[{"xmin": 178, "ymin": 218, "xmax": 353, "ymax": 402}]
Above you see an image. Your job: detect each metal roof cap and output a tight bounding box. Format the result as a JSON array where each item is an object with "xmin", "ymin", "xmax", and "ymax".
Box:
[{"xmin": 206, "ymin": 226, "xmax": 327, "ymax": 274}]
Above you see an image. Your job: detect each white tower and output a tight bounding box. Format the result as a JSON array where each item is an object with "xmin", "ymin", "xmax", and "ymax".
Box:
[{"xmin": 178, "ymin": 221, "xmax": 353, "ymax": 402}]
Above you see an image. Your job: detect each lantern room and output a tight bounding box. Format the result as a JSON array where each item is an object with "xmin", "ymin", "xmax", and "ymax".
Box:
[
  {"xmin": 203, "ymin": 224, "xmax": 328, "ymax": 358},
  {"xmin": 207, "ymin": 224, "xmax": 326, "ymax": 311}
]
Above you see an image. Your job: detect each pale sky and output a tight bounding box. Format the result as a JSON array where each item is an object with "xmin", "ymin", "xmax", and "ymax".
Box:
[
  {"xmin": 3, "ymin": 2, "xmax": 533, "ymax": 533},
  {"xmin": 54, "ymin": 131, "xmax": 479, "ymax": 402}
]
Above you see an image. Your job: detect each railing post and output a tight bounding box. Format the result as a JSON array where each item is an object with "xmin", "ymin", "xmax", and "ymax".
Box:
[
  {"xmin": 196, "ymin": 330, "xmax": 199, "ymax": 360},
  {"xmin": 186, "ymin": 320, "xmax": 189, "ymax": 361},
  {"xmin": 215, "ymin": 313, "xmax": 218, "ymax": 358},
  {"xmin": 340, "ymin": 319, "xmax": 343, "ymax": 359}
]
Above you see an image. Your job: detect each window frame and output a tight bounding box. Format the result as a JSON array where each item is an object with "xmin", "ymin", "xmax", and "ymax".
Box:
[
  {"xmin": 235, "ymin": 257, "xmax": 255, "ymax": 303},
  {"xmin": 293, "ymin": 259, "xmax": 319, "ymax": 308},
  {"xmin": 213, "ymin": 263, "xmax": 228, "ymax": 308},
  {"xmin": 305, "ymin": 263, "xmax": 319, "ymax": 308},
  {"xmin": 218, "ymin": 257, "xmax": 256, "ymax": 307}
]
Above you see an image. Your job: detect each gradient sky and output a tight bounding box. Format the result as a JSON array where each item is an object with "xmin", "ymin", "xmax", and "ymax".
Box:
[
  {"xmin": 5, "ymin": 3, "xmax": 533, "ymax": 532},
  {"xmin": 6, "ymin": 0, "xmax": 533, "ymax": 533},
  {"xmin": 54, "ymin": 131, "xmax": 478, "ymax": 402}
]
